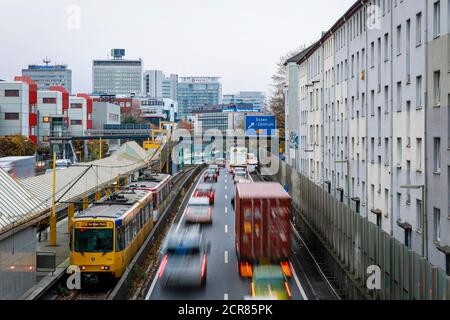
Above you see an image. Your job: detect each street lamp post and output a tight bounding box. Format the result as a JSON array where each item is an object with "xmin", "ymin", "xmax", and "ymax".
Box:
[
  {"xmin": 401, "ymin": 185, "xmax": 427, "ymax": 259},
  {"xmin": 335, "ymin": 160, "xmax": 350, "ymax": 208}
]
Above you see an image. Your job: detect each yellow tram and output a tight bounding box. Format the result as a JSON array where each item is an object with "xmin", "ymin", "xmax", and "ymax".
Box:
[{"xmin": 70, "ymin": 173, "xmax": 171, "ymax": 282}]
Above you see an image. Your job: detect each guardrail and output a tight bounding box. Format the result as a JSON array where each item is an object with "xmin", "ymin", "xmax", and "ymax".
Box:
[{"xmin": 108, "ymin": 164, "xmax": 206, "ymax": 300}]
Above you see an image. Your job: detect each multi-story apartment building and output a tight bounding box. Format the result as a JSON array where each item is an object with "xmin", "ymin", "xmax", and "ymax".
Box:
[
  {"xmin": 177, "ymin": 77, "xmax": 222, "ymax": 118},
  {"xmin": 92, "ymin": 49, "xmax": 142, "ymax": 95},
  {"xmin": 22, "ymin": 61, "xmax": 72, "ymax": 93},
  {"xmin": 285, "ymin": 0, "xmax": 450, "ymax": 273},
  {"xmin": 0, "ymin": 77, "xmax": 38, "ymax": 144},
  {"xmin": 425, "ymin": 0, "xmax": 450, "ymax": 273}
]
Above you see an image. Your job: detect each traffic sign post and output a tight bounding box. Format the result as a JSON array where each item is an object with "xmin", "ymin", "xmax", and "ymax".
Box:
[{"xmin": 245, "ymin": 115, "xmax": 276, "ymax": 136}]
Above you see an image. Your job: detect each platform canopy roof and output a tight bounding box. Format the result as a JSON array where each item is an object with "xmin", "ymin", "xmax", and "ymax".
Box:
[{"xmin": 0, "ymin": 141, "xmax": 157, "ymax": 239}]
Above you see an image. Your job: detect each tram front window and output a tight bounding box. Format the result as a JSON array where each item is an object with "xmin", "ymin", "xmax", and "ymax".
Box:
[{"xmin": 74, "ymin": 228, "xmax": 114, "ymax": 253}]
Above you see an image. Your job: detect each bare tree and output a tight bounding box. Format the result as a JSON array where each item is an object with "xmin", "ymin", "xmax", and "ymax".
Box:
[{"xmin": 266, "ymin": 46, "xmax": 308, "ymax": 139}]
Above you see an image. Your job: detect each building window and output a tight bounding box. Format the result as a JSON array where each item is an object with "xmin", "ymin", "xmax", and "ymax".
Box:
[
  {"xmin": 384, "ymin": 86, "xmax": 389, "ymax": 113},
  {"xmin": 70, "ymin": 103, "xmax": 83, "ymax": 109},
  {"xmin": 434, "ymin": 138, "xmax": 441, "ymax": 173},
  {"xmin": 70, "ymin": 119, "xmax": 82, "ymax": 125},
  {"xmin": 434, "ymin": 1, "xmax": 441, "ymax": 38},
  {"xmin": 416, "ymin": 138, "xmax": 423, "ymax": 170},
  {"xmin": 434, "ymin": 71, "xmax": 441, "ymax": 106},
  {"xmin": 4, "ymin": 112, "xmax": 19, "ymax": 120},
  {"xmin": 396, "ymin": 82, "xmax": 402, "ymax": 112},
  {"xmin": 43, "ymin": 97, "xmax": 56, "ymax": 104},
  {"xmin": 42, "ymin": 117, "xmax": 50, "ymax": 123},
  {"xmin": 4, "ymin": 89, "xmax": 19, "ymax": 97},
  {"xmin": 416, "ymin": 76, "xmax": 423, "ymax": 108},
  {"xmin": 434, "ymin": 207, "xmax": 441, "ymax": 242},
  {"xmin": 416, "ymin": 12, "xmax": 422, "ymax": 45},
  {"xmin": 370, "ymin": 42, "xmax": 375, "ymax": 67},
  {"xmin": 384, "ymin": 33, "xmax": 389, "ymax": 61},
  {"xmin": 396, "ymin": 25, "xmax": 402, "ymax": 55},
  {"xmin": 416, "ymin": 199, "xmax": 423, "ymax": 231},
  {"xmin": 397, "ymin": 138, "xmax": 402, "ymax": 166}
]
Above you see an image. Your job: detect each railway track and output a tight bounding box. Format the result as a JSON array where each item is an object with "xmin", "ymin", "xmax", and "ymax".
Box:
[
  {"xmin": 130, "ymin": 166, "xmax": 207, "ymax": 299},
  {"xmin": 250, "ymin": 170, "xmax": 342, "ymax": 300},
  {"xmin": 39, "ymin": 165, "xmax": 201, "ymax": 301}
]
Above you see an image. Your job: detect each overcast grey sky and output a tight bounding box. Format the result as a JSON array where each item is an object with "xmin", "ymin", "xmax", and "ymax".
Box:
[{"xmin": 0, "ymin": 0, "xmax": 355, "ymax": 95}]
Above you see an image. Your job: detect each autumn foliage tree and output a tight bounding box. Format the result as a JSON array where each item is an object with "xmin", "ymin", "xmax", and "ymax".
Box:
[
  {"xmin": 0, "ymin": 135, "xmax": 36, "ymax": 157},
  {"xmin": 178, "ymin": 119, "xmax": 194, "ymax": 130}
]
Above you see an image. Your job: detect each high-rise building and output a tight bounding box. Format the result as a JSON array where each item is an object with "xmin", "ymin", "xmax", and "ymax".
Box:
[
  {"xmin": 163, "ymin": 74, "xmax": 178, "ymax": 100},
  {"xmin": 177, "ymin": 77, "xmax": 222, "ymax": 118},
  {"xmin": 92, "ymin": 49, "xmax": 142, "ymax": 95},
  {"xmin": 284, "ymin": 0, "xmax": 450, "ymax": 273},
  {"xmin": 22, "ymin": 59, "xmax": 72, "ymax": 93},
  {"xmin": 223, "ymin": 92, "xmax": 266, "ymax": 113},
  {"xmin": 143, "ymin": 70, "xmax": 178, "ymax": 101}
]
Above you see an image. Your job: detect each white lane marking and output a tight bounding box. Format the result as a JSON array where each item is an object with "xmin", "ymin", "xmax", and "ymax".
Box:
[
  {"xmin": 225, "ymin": 185, "xmax": 227, "ymax": 190},
  {"xmin": 224, "ymin": 293, "xmax": 229, "ymax": 300},
  {"xmin": 225, "ymin": 207, "xmax": 228, "ymax": 214},
  {"xmin": 290, "ymin": 261, "xmax": 308, "ymax": 300},
  {"xmin": 225, "ymin": 179, "xmax": 227, "ymax": 184},
  {"xmin": 176, "ymin": 172, "xmax": 204, "ymax": 231},
  {"xmin": 145, "ymin": 259, "xmax": 164, "ymax": 300},
  {"xmin": 225, "ymin": 194, "xmax": 228, "ymax": 200},
  {"xmin": 225, "ymin": 224, "xmax": 228, "ymax": 234},
  {"xmin": 224, "ymin": 250, "xmax": 229, "ymax": 264}
]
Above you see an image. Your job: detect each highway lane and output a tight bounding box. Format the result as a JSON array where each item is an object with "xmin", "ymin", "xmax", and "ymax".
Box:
[{"xmin": 145, "ymin": 167, "xmax": 307, "ymax": 300}]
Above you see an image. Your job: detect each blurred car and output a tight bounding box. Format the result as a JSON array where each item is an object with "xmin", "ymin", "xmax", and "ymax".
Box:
[
  {"xmin": 185, "ymin": 197, "xmax": 213, "ymax": 224},
  {"xmin": 160, "ymin": 225, "xmax": 210, "ymax": 288},
  {"xmin": 55, "ymin": 159, "xmax": 72, "ymax": 168},
  {"xmin": 208, "ymin": 164, "xmax": 220, "ymax": 175},
  {"xmin": 194, "ymin": 183, "xmax": 215, "ymax": 204},
  {"xmin": 204, "ymin": 168, "xmax": 218, "ymax": 182},
  {"xmin": 233, "ymin": 167, "xmax": 247, "ymax": 184},
  {"xmin": 214, "ymin": 158, "xmax": 226, "ymax": 168},
  {"xmin": 251, "ymin": 265, "xmax": 291, "ymax": 300},
  {"xmin": 236, "ymin": 177, "xmax": 252, "ymax": 184}
]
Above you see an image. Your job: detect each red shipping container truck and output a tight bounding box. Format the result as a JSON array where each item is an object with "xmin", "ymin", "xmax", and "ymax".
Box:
[{"xmin": 235, "ymin": 182, "xmax": 291, "ymax": 277}]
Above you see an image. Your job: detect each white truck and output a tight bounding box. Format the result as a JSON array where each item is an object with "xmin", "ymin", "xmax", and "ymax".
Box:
[{"xmin": 229, "ymin": 147, "xmax": 247, "ymax": 168}]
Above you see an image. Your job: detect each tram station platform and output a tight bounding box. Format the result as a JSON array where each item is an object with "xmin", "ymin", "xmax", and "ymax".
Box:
[{"xmin": 20, "ymin": 218, "xmax": 71, "ymax": 300}]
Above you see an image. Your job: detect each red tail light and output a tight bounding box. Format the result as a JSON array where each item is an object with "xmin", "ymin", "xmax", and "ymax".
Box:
[
  {"xmin": 201, "ymin": 254, "xmax": 207, "ymax": 278},
  {"xmin": 159, "ymin": 255, "xmax": 168, "ymax": 278},
  {"xmin": 284, "ymin": 282, "xmax": 292, "ymax": 298}
]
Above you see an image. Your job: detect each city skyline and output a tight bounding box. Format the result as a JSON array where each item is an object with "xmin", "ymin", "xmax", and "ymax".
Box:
[{"xmin": 0, "ymin": 0, "xmax": 355, "ymax": 96}]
